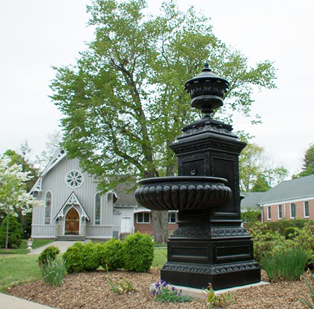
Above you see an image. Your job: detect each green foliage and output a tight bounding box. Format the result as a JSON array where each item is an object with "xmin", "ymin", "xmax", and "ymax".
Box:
[
  {"xmin": 206, "ymin": 286, "xmax": 235, "ymax": 308},
  {"xmin": 51, "ymin": 0, "xmax": 277, "ymax": 191},
  {"xmin": 0, "ymin": 215, "xmax": 22, "ymax": 248},
  {"xmin": 284, "ymin": 227, "xmax": 300, "ymax": 239},
  {"xmin": 63, "ymin": 242, "xmax": 85, "ymax": 274},
  {"xmin": 260, "ymin": 247, "xmax": 309, "ymax": 282},
  {"xmin": 123, "ymin": 232, "xmax": 154, "ymax": 272},
  {"xmin": 241, "ymin": 207, "xmax": 260, "ymax": 229},
  {"xmin": 298, "ymin": 271, "xmax": 314, "ymax": 308},
  {"xmin": 40, "ymin": 257, "xmax": 66, "ymax": 287},
  {"xmin": 151, "ymin": 280, "xmax": 193, "ymax": 303},
  {"xmin": 249, "ymin": 221, "xmax": 285, "ymax": 262},
  {"xmin": 294, "ymin": 143, "xmax": 314, "ymax": 178},
  {"xmin": 82, "ymin": 242, "xmax": 101, "ymax": 271},
  {"xmin": 38, "ymin": 246, "xmax": 60, "ymax": 266},
  {"xmin": 239, "ymin": 143, "xmax": 288, "ymax": 192},
  {"xmin": 107, "ymin": 270, "xmax": 133, "ymax": 294},
  {"xmin": 99, "ymin": 238, "xmax": 124, "ymax": 270},
  {"xmin": 265, "ymin": 219, "xmax": 313, "ymax": 235}
]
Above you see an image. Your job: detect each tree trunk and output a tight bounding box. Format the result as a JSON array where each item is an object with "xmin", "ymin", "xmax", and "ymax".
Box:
[
  {"xmin": 151, "ymin": 210, "xmax": 168, "ymax": 243},
  {"xmin": 5, "ymin": 206, "xmax": 9, "ymax": 249}
]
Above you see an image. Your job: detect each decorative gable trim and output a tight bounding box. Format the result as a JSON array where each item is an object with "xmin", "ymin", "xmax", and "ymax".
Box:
[
  {"xmin": 30, "ymin": 177, "xmax": 43, "ymax": 194},
  {"xmin": 41, "ymin": 148, "xmax": 67, "ymax": 177},
  {"xmin": 54, "ymin": 192, "xmax": 90, "ymax": 221}
]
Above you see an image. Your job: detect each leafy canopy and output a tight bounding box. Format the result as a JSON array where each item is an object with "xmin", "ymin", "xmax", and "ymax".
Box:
[
  {"xmin": 50, "ymin": 0, "xmax": 277, "ymax": 192},
  {"xmin": 293, "ymin": 143, "xmax": 314, "ymax": 178}
]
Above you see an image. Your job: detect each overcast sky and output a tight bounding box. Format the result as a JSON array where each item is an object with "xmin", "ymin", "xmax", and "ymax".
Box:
[{"xmin": 1, "ymin": 0, "xmax": 314, "ymax": 176}]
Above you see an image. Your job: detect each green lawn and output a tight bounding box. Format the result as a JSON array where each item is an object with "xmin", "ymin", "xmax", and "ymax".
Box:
[
  {"xmin": 0, "ymin": 239, "xmax": 54, "ymax": 255},
  {"xmin": 0, "ymin": 255, "xmax": 41, "ymax": 293},
  {"xmin": 0, "ymin": 248, "xmax": 167, "ymax": 293}
]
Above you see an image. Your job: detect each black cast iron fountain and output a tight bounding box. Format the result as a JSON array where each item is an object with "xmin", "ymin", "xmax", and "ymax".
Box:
[{"xmin": 135, "ymin": 64, "xmax": 260, "ymax": 290}]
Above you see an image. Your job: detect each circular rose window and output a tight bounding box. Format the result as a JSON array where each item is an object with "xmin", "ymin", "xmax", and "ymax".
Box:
[{"xmin": 65, "ymin": 170, "xmax": 84, "ymax": 188}]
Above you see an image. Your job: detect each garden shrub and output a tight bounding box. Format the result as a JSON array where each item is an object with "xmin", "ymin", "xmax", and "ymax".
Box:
[
  {"xmin": 284, "ymin": 227, "xmax": 300, "ymax": 239},
  {"xmin": 99, "ymin": 238, "xmax": 124, "ymax": 270},
  {"xmin": 38, "ymin": 246, "xmax": 60, "ymax": 266},
  {"xmin": 260, "ymin": 247, "xmax": 309, "ymax": 282},
  {"xmin": 265, "ymin": 219, "xmax": 313, "ymax": 235},
  {"xmin": 0, "ymin": 214, "xmax": 22, "ymax": 248},
  {"xmin": 82, "ymin": 242, "xmax": 101, "ymax": 271},
  {"xmin": 40, "ymin": 257, "xmax": 66, "ymax": 286},
  {"xmin": 63, "ymin": 242, "xmax": 85, "ymax": 273},
  {"xmin": 249, "ymin": 221, "xmax": 285, "ymax": 262},
  {"xmin": 123, "ymin": 232, "xmax": 154, "ymax": 272}
]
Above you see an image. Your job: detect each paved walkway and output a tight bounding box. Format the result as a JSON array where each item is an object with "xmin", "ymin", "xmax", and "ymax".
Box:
[
  {"xmin": 28, "ymin": 241, "xmax": 83, "ymax": 255},
  {"xmin": 0, "ymin": 293, "xmax": 55, "ymax": 309}
]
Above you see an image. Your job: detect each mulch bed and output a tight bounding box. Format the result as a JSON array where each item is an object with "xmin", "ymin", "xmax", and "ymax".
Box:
[{"xmin": 8, "ymin": 269, "xmax": 311, "ymax": 309}]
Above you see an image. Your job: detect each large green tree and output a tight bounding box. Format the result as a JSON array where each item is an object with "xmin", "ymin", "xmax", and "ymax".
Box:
[{"xmin": 50, "ymin": 0, "xmax": 276, "ymax": 242}]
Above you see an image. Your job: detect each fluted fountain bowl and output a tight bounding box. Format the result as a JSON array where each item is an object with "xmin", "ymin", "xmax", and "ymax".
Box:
[{"xmin": 135, "ymin": 176, "xmax": 232, "ymax": 211}]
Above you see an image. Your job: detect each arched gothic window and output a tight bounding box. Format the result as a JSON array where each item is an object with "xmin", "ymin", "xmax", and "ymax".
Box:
[
  {"xmin": 45, "ymin": 191, "xmax": 52, "ymax": 224},
  {"xmin": 95, "ymin": 193, "xmax": 101, "ymax": 225}
]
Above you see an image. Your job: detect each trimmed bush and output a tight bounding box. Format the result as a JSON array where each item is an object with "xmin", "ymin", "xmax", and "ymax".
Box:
[
  {"xmin": 123, "ymin": 232, "xmax": 154, "ymax": 272},
  {"xmin": 63, "ymin": 242, "xmax": 85, "ymax": 273},
  {"xmin": 265, "ymin": 219, "xmax": 313, "ymax": 236},
  {"xmin": 99, "ymin": 238, "xmax": 124, "ymax": 270},
  {"xmin": 284, "ymin": 227, "xmax": 300, "ymax": 239},
  {"xmin": 260, "ymin": 247, "xmax": 309, "ymax": 282},
  {"xmin": 38, "ymin": 246, "xmax": 60, "ymax": 266},
  {"xmin": 82, "ymin": 243, "xmax": 101, "ymax": 271},
  {"xmin": 0, "ymin": 214, "xmax": 22, "ymax": 248}
]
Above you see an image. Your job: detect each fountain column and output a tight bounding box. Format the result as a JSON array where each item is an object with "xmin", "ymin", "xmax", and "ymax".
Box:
[{"xmin": 136, "ymin": 64, "xmax": 260, "ymax": 290}]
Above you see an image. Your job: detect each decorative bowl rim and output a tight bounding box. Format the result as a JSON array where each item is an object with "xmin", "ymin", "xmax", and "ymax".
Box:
[{"xmin": 137, "ymin": 176, "xmax": 228, "ymax": 185}]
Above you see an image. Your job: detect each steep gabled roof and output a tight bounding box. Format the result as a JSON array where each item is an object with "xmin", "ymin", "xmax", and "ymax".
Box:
[
  {"xmin": 54, "ymin": 191, "xmax": 90, "ymax": 221},
  {"xmin": 113, "ymin": 180, "xmax": 139, "ymax": 207},
  {"xmin": 30, "ymin": 148, "xmax": 67, "ymax": 194},
  {"xmin": 258, "ymin": 174, "xmax": 314, "ymax": 205}
]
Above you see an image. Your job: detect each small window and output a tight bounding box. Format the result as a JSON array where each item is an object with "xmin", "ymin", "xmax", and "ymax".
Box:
[
  {"xmin": 45, "ymin": 191, "xmax": 52, "ymax": 225},
  {"xmin": 95, "ymin": 193, "xmax": 101, "ymax": 225},
  {"xmin": 137, "ymin": 212, "xmax": 150, "ymax": 223},
  {"xmin": 168, "ymin": 212, "xmax": 176, "ymax": 223},
  {"xmin": 278, "ymin": 205, "xmax": 282, "ymax": 219},
  {"xmin": 290, "ymin": 203, "xmax": 296, "ymax": 218},
  {"xmin": 304, "ymin": 201, "xmax": 310, "ymax": 218},
  {"xmin": 267, "ymin": 206, "xmax": 271, "ymax": 220}
]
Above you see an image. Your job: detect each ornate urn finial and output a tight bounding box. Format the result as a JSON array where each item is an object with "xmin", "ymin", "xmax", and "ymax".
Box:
[{"xmin": 184, "ymin": 63, "xmax": 229, "ymax": 118}]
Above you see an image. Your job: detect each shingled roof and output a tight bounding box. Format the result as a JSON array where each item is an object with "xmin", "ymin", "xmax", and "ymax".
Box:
[
  {"xmin": 241, "ymin": 192, "xmax": 264, "ymax": 210},
  {"xmin": 258, "ymin": 174, "xmax": 314, "ymax": 205},
  {"xmin": 113, "ymin": 181, "xmax": 139, "ymax": 207}
]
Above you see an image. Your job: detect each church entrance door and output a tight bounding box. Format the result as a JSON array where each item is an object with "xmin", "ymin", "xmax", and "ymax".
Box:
[{"xmin": 65, "ymin": 208, "xmax": 80, "ymax": 235}]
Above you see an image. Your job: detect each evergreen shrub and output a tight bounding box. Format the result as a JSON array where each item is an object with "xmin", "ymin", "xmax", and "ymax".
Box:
[
  {"xmin": 0, "ymin": 214, "xmax": 22, "ymax": 248},
  {"xmin": 63, "ymin": 242, "xmax": 85, "ymax": 273},
  {"xmin": 123, "ymin": 232, "xmax": 154, "ymax": 272},
  {"xmin": 265, "ymin": 219, "xmax": 313, "ymax": 235},
  {"xmin": 99, "ymin": 238, "xmax": 124, "ymax": 270},
  {"xmin": 82, "ymin": 242, "xmax": 101, "ymax": 271},
  {"xmin": 38, "ymin": 246, "xmax": 60, "ymax": 266}
]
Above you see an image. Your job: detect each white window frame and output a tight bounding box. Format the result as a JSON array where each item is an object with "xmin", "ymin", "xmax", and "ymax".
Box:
[
  {"xmin": 94, "ymin": 193, "xmax": 101, "ymax": 225},
  {"xmin": 45, "ymin": 191, "xmax": 52, "ymax": 225},
  {"xmin": 290, "ymin": 203, "xmax": 296, "ymax": 218},
  {"xmin": 137, "ymin": 212, "xmax": 150, "ymax": 224},
  {"xmin": 65, "ymin": 170, "xmax": 84, "ymax": 189},
  {"xmin": 267, "ymin": 206, "xmax": 271, "ymax": 220},
  {"xmin": 304, "ymin": 201, "xmax": 310, "ymax": 218},
  {"xmin": 168, "ymin": 212, "xmax": 176, "ymax": 224},
  {"xmin": 278, "ymin": 204, "xmax": 282, "ymax": 220}
]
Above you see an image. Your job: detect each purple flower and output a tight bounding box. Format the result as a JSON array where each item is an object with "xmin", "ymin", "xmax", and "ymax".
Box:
[
  {"xmin": 155, "ymin": 282, "xmax": 160, "ymax": 289},
  {"xmin": 171, "ymin": 286, "xmax": 176, "ymax": 292},
  {"xmin": 150, "ymin": 290, "xmax": 156, "ymax": 296},
  {"xmin": 161, "ymin": 280, "xmax": 167, "ymax": 288},
  {"xmin": 157, "ymin": 289, "xmax": 162, "ymax": 295}
]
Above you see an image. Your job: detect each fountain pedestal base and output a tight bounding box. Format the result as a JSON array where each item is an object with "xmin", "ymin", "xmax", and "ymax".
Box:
[{"xmin": 161, "ymin": 226, "xmax": 260, "ymax": 290}]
